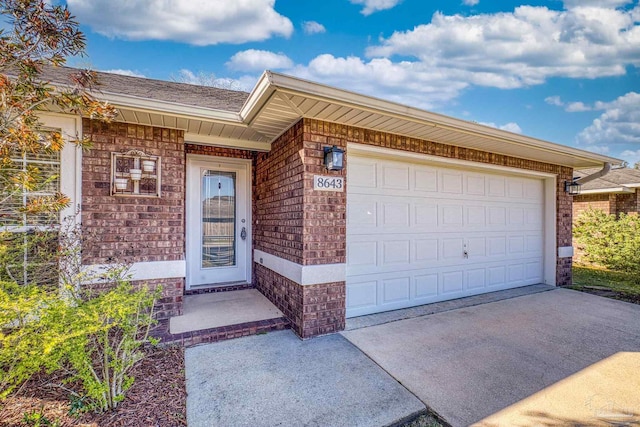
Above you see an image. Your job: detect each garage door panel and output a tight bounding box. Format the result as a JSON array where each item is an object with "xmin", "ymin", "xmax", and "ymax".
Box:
[
  {"xmin": 349, "ymin": 160, "xmax": 377, "ymax": 189},
  {"xmin": 382, "ymin": 202, "xmax": 410, "ymax": 227},
  {"xmin": 382, "ymin": 240, "xmax": 410, "ymax": 265},
  {"xmin": 347, "ymin": 199, "xmax": 377, "ymax": 227},
  {"xmin": 382, "ymin": 277, "xmax": 411, "ymax": 303},
  {"xmin": 414, "ymin": 204, "xmax": 438, "ymax": 226},
  {"xmin": 347, "ymin": 241, "xmax": 377, "ymax": 267},
  {"xmin": 466, "ymin": 268, "xmax": 486, "ymax": 290},
  {"xmin": 381, "ymin": 165, "xmax": 409, "ymax": 190},
  {"xmin": 414, "ymin": 169, "xmax": 438, "ymax": 192},
  {"xmin": 441, "ymin": 171, "xmax": 464, "ymax": 194},
  {"xmin": 466, "ymin": 174, "xmax": 486, "ymax": 196},
  {"xmin": 346, "ymin": 280, "xmax": 378, "ymax": 311},
  {"xmin": 415, "ymin": 274, "xmax": 439, "ymax": 298},
  {"xmin": 347, "ymin": 155, "xmax": 546, "ymax": 318}
]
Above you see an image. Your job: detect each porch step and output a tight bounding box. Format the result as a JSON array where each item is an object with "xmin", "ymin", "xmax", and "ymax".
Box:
[
  {"xmin": 158, "ymin": 289, "xmax": 289, "ymax": 346},
  {"xmin": 159, "ymin": 316, "xmax": 290, "ymax": 347}
]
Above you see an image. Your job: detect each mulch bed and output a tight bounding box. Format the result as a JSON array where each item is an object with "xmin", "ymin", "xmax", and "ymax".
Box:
[
  {"xmin": 0, "ymin": 346, "xmax": 186, "ymax": 427},
  {"xmin": 573, "ymin": 286, "xmax": 640, "ymax": 305}
]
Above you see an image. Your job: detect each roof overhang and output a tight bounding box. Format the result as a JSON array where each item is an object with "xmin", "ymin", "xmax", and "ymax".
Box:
[
  {"xmin": 75, "ymin": 69, "xmax": 623, "ymax": 168},
  {"xmin": 239, "ymin": 71, "xmax": 622, "ymax": 169}
]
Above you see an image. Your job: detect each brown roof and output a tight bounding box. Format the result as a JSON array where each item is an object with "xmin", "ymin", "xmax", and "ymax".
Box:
[
  {"xmin": 574, "ymin": 167, "xmax": 640, "ymax": 191},
  {"xmin": 38, "ymin": 65, "xmax": 250, "ymax": 113}
]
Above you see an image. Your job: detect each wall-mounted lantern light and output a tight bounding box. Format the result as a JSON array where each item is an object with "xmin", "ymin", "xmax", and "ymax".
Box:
[
  {"xmin": 564, "ymin": 179, "xmax": 581, "ymax": 196},
  {"xmin": 324, "ymin": 145, "xmax": 344, "ymax": 171}
]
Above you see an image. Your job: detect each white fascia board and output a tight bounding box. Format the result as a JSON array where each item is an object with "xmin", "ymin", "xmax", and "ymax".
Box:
[
  {"xmin": 579, "ymin": 187, "xmax": 635, "ymax": 195},
  {"xmin": 262, "ymin": 71, "xmax": 623, "ymax": 168},
  {"xmin": 239, "ymin": 71, "xmax": 278, "ymax": 125}
]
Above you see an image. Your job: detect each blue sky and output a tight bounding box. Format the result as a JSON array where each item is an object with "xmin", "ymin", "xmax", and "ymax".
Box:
[{"xmin": 60, "ymin": 0, "xmax": 639, "ymax": 166}]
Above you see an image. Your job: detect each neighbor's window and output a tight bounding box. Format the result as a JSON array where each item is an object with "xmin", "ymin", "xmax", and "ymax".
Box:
[{"xmin": 0, "ymin": 137, "xmax": 61, "ymax": 285}]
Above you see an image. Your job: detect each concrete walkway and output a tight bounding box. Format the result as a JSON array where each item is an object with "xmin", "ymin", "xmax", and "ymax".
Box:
[
  {"xmin": 185, "ymin": 330, "xmax": 425, "ymax": 427},
  {"xmin": 342, "ymin": 289, "xmax": 640, "ymax": 427}
]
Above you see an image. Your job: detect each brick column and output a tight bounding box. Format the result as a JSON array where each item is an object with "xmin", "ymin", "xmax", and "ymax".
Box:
[{"xmin": 254, "ymin": 119, "xmax": 346, "ymax": 338}]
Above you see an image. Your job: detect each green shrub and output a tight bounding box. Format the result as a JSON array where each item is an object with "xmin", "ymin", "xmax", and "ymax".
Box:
[
  {"xmin": 573, "ymin": 209, "xmax": 640, "ymax": 274},
  {"xmin": 0, "ymin": 274, "xmax": 160, "ymax": 411},
  {"xmin": 0, "ymin": 223, "xmax": 160, "ymax": 411}
]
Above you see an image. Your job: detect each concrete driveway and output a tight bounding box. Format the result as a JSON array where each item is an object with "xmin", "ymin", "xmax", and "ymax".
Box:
[
  {"xmin": 342, "ymin": 288, "xmax": 640, "ymax": 427},
  {"xmin": 185, "ymin": 330, "xmax": 425, "ymax": 427}
]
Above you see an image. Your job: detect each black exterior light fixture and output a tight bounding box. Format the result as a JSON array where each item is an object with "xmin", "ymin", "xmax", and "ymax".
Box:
[
  {"xmin": 564, "ymin": 179, "xmax": 581, "ymax": 195},
  {"xmin": 324, "ymin": 145, "xmax": 344, "ymax": 171}
]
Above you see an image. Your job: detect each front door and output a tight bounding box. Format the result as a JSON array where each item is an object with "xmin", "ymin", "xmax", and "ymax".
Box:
[{"xmin": 186, "ymin": 156, "xmax": 250, "ymax": 289}]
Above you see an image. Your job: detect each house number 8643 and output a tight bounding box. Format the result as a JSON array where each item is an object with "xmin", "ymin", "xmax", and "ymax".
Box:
[{"xmin": 314, "ymin": 175, "xmax": 344, "ymax": 192}]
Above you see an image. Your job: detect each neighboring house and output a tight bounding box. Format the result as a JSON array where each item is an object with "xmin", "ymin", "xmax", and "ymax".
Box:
[
  {"xmin": 573, "ymin": 167, "xmax": 640, "ymax": 219},
  {"xmin": 19, "ymin": 66, "xmax": 620, "ymax": 340}
]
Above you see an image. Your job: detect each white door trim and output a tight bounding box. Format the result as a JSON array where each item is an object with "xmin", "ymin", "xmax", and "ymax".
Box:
[{"xmin": 186, "ymin": 155, "xmax": 252, "ymax": 289}]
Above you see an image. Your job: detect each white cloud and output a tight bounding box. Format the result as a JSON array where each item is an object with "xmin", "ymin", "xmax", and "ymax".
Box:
[
  {"xmin": 226, "ymin": 50, "xmax": 293, "ymax": 72},
  {"xmin": 303, "ymin": 21, "xmax": 326, "ymax": 35},
  {"xmin": 350, "ymin": 0, "xmax": 402, "ymax": 16},
  {"xmin": 289, "ymin": 54, "xmax": 468, "ymax": 109},
  {"xmin": 479, "ymin": 121, "xmax": 522, "ymax": 133},
  {"xmin": 103, "ymin": 69, "xmax": 145, "ymax": 78},
  {"xmin": 463, "ymin": 0, "xmax": 479, "ymax": 6},
  {"xmin": 172, "ymin": 69, "xmax": 255, "ymax": 91},
  {"xmin": 619, "ymin": 149, "xmax": 640, "ymax": 166},
  {"xmin": 545, "ymin": 96, "xmax": 564, "ymax": 107},
  {"xmin": 546, "ymin": 96, "xmax": 593, "ymax": 112},
  {"xmin": 563, "ymin": 0, "xmax": 633, "ymax": 9},
  {"xmin": 584, "ymin": 145, "xmax": 611, "ymax": 155},
  {"xmin": 576, "ymin": 92, "xmax": 640, "ymax": 153},
  {"xmin": 565, "ymin": 102, "xmax": 591, "ymax": 112},
  {"xmin": 366, "ymin": 5, "xmax": 640, "ymax": 89},
  {"xmin": 67, "ymin": 0, "xmax": 293, "ymax": 45}
]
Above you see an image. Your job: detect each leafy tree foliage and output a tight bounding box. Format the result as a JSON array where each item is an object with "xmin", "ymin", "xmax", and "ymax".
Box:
[
  {"xmin": 0, "ymin": 0, "xmax": 116, "ymax": 222},
  {"xmin": 574, "ymin": 209, "xmax": 640, "ymax": 278},
  {"xmin": 0, "ymin": 1, "xmax": 158, "ymax": 413}
]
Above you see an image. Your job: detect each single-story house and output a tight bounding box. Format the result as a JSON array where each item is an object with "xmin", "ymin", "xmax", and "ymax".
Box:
[
  {"xmin": 572, "ymin": 167, "xmax": 640, "ymax": 219},
  {"xmin": 27, "ymin": 66, "xmax": 621, "ymax": 341}
]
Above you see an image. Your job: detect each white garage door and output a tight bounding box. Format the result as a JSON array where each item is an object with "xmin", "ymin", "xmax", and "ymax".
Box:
[{"xmin": 346, "ymin": 154, "xmax": 545, "ymax": 318}]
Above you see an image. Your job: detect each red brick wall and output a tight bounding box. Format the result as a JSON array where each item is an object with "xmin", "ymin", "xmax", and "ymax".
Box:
[
  {"xmin": 185, "ymin": 143, "xmax": 255, "ymax": 160},
  {"xmin": 573, "ymin": 193, "xmax": 612, "ymax": 218},
  {"xmin": 254, "ymin": 264, "xmax": 345, "ymax": 337},
  {"xmin": 81, "ymin": 119, "xmax": 185, "ymax": 265},
  {"xmin": 255, "ymin": 123, "xmax": 305, "ymax": 264},
  {"xmin": 573, "ymin": 191, "xmax": 639, "ymax": 220},
  {"xmin": 616, "ymin": 192, "xmax": 638, "ymax": 215},
  {"xmin": 81, "ymin": 120, "xmax": 186, "ymax": 331}
]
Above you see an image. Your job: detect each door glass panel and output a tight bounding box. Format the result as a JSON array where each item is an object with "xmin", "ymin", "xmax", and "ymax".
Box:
[{"xmin": 202, "ymin": 170, "xmax": 236, "ymax": 268}]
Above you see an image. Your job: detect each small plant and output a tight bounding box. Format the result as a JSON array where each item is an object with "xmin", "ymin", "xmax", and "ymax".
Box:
[
  {"xmin": 65, "ymin": 275, "xmax": 160, "ymax": 412},
  {"xmin": 22, "ymin": 408, "xmax": 61, "ymax": 427}
]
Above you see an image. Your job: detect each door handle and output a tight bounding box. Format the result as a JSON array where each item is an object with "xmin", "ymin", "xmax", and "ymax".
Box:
[{"xmin": 240, "ymin": 226, "xmax": 247, "ymax": 240}]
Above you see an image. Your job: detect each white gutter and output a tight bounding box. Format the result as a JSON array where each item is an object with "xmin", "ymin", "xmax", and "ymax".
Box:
[{"xmin": 579, "ymin": 187, "xmax": 635, "ymax": 195}]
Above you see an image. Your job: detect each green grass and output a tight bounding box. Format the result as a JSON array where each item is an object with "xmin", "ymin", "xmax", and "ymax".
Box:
[{"xmin": 572, "ymin": 265, "xmax": 640, "ymax": 296}]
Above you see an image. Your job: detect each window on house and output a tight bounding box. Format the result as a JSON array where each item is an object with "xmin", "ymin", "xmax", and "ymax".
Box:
[{"xmin": 0, "ymin": 137, "xmax": 61, "ymax": 286}]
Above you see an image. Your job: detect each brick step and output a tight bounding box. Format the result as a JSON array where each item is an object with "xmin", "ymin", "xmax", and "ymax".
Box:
[
  {"xmin": 156, "ymin": 316, "xmax": 290, "ymax": 347},
  {"xmin": 184, "ymin": 282, "xmax": 253, "ymax": 295}
]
